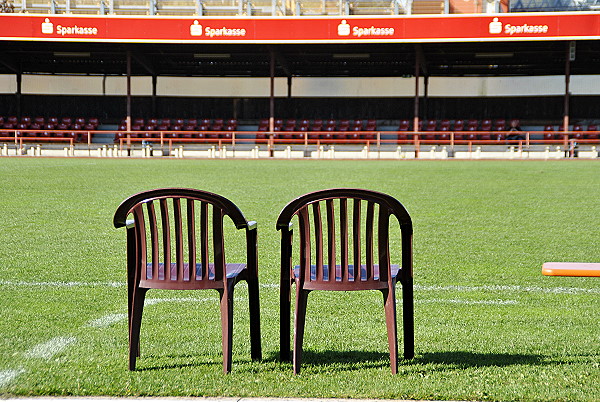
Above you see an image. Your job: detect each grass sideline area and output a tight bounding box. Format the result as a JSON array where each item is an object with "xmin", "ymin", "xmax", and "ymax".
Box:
[{"xmin": 0, "ymin": 158, "xmax": 599, "ymax": 401}]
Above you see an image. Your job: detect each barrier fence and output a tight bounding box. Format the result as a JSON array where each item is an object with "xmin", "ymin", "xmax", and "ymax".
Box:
[{"xmin": 2, "ymin": 129, "xmax": 599, "ymax": 159}]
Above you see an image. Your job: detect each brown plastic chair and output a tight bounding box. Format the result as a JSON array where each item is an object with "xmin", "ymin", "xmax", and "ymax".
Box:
[
  {"xmin": 113, "ymin": 188, "xmax": 261, "ymax": 372},
  {"xmin": 277, "ymin": 188, "xmax": 414, "ymax": 374}
]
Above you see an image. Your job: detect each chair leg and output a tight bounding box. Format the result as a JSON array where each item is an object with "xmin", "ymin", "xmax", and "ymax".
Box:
[
  {"xmin": 382, "ymin": 287, "xmax": 399, "ymax": 374},
  {"xmin": 293, "ymin": 288, "xmax": 309, "ymax": 375},
  {"xmin": 129, "ymin": 287, "xmax": 147, "ymax": 371},
  {"xmin": 220, "ymin": 287, "xmax": 234, "ymax": 374},
  {"xmin": 402, "ymin": 277, "xmax": 415, "ymax": 360},
  {"xmin": 247, "ymin": 276, "xmax": 262, "ymax": 361}
]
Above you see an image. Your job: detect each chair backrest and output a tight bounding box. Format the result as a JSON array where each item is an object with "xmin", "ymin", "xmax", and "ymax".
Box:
[
  {"xmin": 277, "ymin": 189, "xmax": 412, "ymax": 291},
  {"xmin": 114, "ymin": 188, "xmax": 253, "ymax": 290}
]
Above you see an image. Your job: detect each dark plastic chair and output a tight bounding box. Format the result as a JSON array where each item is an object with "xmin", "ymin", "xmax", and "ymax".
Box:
[
  {"xmin": 277, "ymin": 188, "xmax": 414, "ymax": 374},
  {"xmin": 114, "ymin": 188, "xmax": 262, "ymax": 373}
]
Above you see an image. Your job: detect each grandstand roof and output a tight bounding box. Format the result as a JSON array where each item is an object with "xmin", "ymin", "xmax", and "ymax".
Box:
[{"xmin": 1, "ymin": 13, "xmax": 599, "ymax": 78}]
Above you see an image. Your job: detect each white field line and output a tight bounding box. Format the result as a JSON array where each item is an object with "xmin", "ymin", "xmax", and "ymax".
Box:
[
  {"xmin": 414, "ymin": 284, "xmax": 600, "ymax": 295},
  {"xmin": 2, "ymin": 280, "xmax": 599, "ymax": 295},
  {"xmin": 419, "ymin": 298, "xmax": 518, "ymax": 305},
  {"xmin": 0, "ymin": 280, "xmax": 123, "ymax": 288},
  {"xmin": 23, "ymin": 336, "xmax": 77, "ymax": 360},
  {"xmin": 262, "ymin": 282, "xmax": 600, "ymax": 295},
  {"xmin": 86, "ymin": 313, "xmax": 128, "ymax": 328},
  {"xmin": 0, "ymin": 368, "xmax": 25, "ymax": 387}
]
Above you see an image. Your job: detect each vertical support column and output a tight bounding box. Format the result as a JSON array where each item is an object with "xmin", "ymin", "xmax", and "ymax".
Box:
[
  {"xmin": 126, "ymin": 50, "xmax": 132, "ymax": 133},
  {"xmin": 16, "ymin": 72, "xmax": 22, "ymax": 119},
  {"xmin": 563, "ymin": 41, "xmax": 574, "ymax": 133},
  {"xmin": 287, "ymin": 76, "xmax": 292, "ymax": 98},
  {"xmin": 423, "ymin": 75, "xmax": 429, "ymax": 123},
  {"xmin": 269, "ymin": 49, "xmax": 276, "ymax": 133},
  {"xmin": 151, "ymin": 74, "xmax": 157, "ymax": 117},
  {"xmin": 413, "ymin": 54, "xmax": 420, "ymax": 135}
]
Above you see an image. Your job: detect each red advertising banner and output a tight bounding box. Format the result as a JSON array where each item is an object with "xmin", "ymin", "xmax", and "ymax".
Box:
[{"xmin": 0, "ymin": 12, "xmax": 599, "ymax": 43}]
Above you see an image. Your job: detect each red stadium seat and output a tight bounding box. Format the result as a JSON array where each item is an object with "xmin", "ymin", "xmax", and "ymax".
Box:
[
  {"xmin": 310, "ymin": 119, "xmax": 323, "ymax": 131},
  {"xmin": 365, "ymin": 119, "xmax": 377, "ymax": 131},
  {"xmin": 338, "ymin": 119, "xmax": 350, "ymax": 132},
  {"xmin": 467, "ymin": 119, "xmax": 479, "ymax": 131},
  {"xmin": 493, "ymin": 119, "xmax": 506, "ymax": 131},
  {"xmin": 586, "ymin": 125, "xmax": 599, "ymax": 140},
  {"xmin": 543, "ymin": 125, "xmax": 556, "ymax": 140},
  {"xmin": 257, "ymin": 118, "xmax": 269, "ymax": 131},
  {"xmin": 398, "ymin": 119, "xmax": 410, "ymax": 131},
  {"xmin": 212, "ymin": 119, "xmax": 224, "ymax": 131},
  {"xmin": 453, "ymin": 119, "xmax": 465, "ymax": 131},
  {"xmin": 480, "ymin": 119, "xmax": 492, "ymax": 131},
  {"xmin": 351, "ymin": 119, "xmax": 363, "ymax": 131}
]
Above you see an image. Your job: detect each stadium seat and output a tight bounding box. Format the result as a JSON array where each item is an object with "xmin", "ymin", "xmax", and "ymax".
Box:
[
  {"xmin": 284, "ymin": 119, "xmax": 296, "ymax": 132},
  {"xmin": 34, "ymin": 116, "xmax": 45, "ymax": 126},
  {"xmin": 186, "ymin": 118, "xmax": 198, "ymax": 127},
  {"xmin": 338, "ymin": 119, "xmax": 350, "ymax": 132},
  {"xmin": 88, "ymin": 117, "xmax": 100, "ymax": 129},
  {"xmin": 493, "ymin": 119, "xmax": 506, "ymax": 131},
  {"xmin": 257, "ymin": 118, "xmax": 269, "ymax": 132},
  {"xmin": 48, "ymin": 117, "xmax": 59, "ymax": 126},
  {"xmin": 211, "ymin": 119, "xmax": 224, "ymax": 131},
  {"xmin": 365, "ymin": 119, "xmax": 377, "ymax": 131},
  {"xmin": 174, "ymin": 118, "xmax": 185, "ymax": 127},
  {"xmin": 61, "ymin": 117, "xmax": 73, "ymax": 127},
  {"xmin": 297, "ymin": 119, "xmax": 310, "ymax": 132},
  {"xmin": 543, "ymin": 125, "xmax": 556, "ymax": 140},
  {"xmin": 351, "ymin": 119, "xmax": 363, "ymax": 131},
  {"xmin": 439, "ymin": 119, "xmax": 450, "ymax": 131},
  {"xmin": 480, "ymin": 119, "xmax": 492, "ymax": 131},
  {"xmin": 310, "ymin": 119, "xmax": 323, "ymax": 132},
  {"xmin": 20, "ymin": 116, "xmax": 32, "ymax": 127},
  {"xmin": 0, "ymin": 116, "xmax": 4, "ymax": 126},
  {"xmin": 452, "ymin": 119, "xmax": 464, "ymax": 131},
  {"xmin": 277, "ymin": 188, "xmax": 414, "ymax": 375},
  {"xmin": 113, "ymin": 188, "xmax": 261, "ymax": 372},
  {"xmin": 398, "ymin": 119, "xmax": 410, "ymax": 131},
  {"xmin": 467, "ymin": 119, "xmax": 479, "ymax": 131},
  {"xmin": 586, "ymin": 125, "xmax": 599, "ymax": 140},
  {"xmin": 571, "ymin": 124, "xmax": 583, "ymax": 140}
]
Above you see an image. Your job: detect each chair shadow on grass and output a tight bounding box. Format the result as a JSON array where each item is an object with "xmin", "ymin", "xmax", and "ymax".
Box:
[
  {"xmin": 267, "ymin": 350, "xmax": 392, "ymax": 372},
  {"xmin": 133, "ymin": 353, "xmax": 220, "ymax": 372},
  {"xmin": 415, "ymin": 351, "xmax": 546, "ymax": 368}
]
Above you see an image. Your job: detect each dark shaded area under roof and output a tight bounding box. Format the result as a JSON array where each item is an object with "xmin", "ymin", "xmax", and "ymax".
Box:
[{"xmin": 1, "ymin": 39, "xmax": 599, "ymax": 78}]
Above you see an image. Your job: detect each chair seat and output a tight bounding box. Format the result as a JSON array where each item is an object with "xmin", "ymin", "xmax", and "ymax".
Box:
[
  {"xmin": 294, "ymin": 264, "xmax": 399, "ymax": 282},
  {"xmin": 141, "ymin": 262, "xmax": 246, "ymax": 288}
]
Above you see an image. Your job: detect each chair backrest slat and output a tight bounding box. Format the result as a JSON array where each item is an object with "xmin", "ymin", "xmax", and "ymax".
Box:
[
  {"xmin": 365, "ymin": 201, "xmax": 375, "ymax": 281},
  {"xmin": 199, "ymin": 200, "xmax": 209, "ymax": 280},
  {"xmin": 187, "ymin": 199, "xmax": 196, "ymax": 282},
  {"xmin": 378, "ymin": 205, "xmax": 390, "ymax": 282},
  {"xmin": 326, "ymin": 199, "xmax": 336, "ymax": 280},
  {"xmin": 340, "ymin": 198, "xmax": 348, "ymax": 282},
  {"xmin": 352, "ymin": 199, "xmax": 361, "ymax": 281},
  {"xmin": 173, "ymin": 198, "xmax": 184, "ymax": 282},
  {"xmin": 159, "ymin": 199, "xmax": 172, "ymax": 280},
  {"xmin": 311, "ymin": 203, "xmax": 324, "ymax": 281},
  {"xmin": 146, "ymin": 202, "xmax": 160, "ymax": 280},
  {"xmin": 213, "ymin": 206, "xmax": 224, "ymax": 281}
]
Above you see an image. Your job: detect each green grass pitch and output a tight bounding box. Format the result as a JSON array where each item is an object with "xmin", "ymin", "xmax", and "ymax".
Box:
[{"xmin": 0, "ymin": 158, "xmax": 599, "ymax": 400}]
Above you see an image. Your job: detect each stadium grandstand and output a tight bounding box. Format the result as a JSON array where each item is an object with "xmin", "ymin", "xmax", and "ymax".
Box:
[{"xmin": 1, "ymin": 0, "xmax": 600, "ymax": 158}]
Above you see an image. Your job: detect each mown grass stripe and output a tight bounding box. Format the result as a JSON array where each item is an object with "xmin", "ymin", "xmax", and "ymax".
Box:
[
  {"xmin": 24, "ymin": 337, "xmax": 77, "ymax": 360},
  {"xmin": 0, "ymin": 368, "xmax": 25, "ymax": 387}
]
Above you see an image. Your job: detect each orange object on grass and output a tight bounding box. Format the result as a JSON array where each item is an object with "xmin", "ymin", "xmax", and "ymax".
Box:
[{"xmin": 542, "ymin": 262, "xmax": 600, "ymax": 277}]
